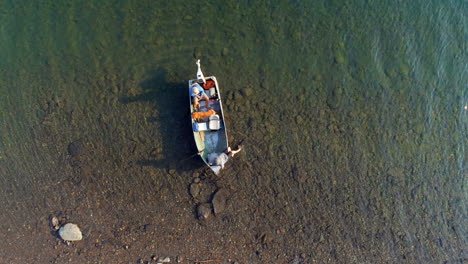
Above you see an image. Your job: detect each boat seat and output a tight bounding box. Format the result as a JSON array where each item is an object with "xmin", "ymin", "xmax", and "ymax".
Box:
[
  {"xmin": 208, "ymin": 114, "xmax": 220, "ymax": 130},
  {"xmin": 193, "ymin": 122, "xmax": 209, "ymax": 132}
]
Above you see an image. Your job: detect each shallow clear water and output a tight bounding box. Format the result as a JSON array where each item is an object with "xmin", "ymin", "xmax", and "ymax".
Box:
[{"xmin": 0, "ymin": 0, "xmax": 466, "ymax": 263}]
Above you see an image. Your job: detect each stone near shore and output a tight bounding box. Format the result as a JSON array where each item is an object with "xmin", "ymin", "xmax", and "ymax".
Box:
[
  {"xmin": 50, "ymin": 216, "xmax": 60, "ymax": 230},
  {"xmin": 212, "ymin": 188, "xmax": 230, "ymax": 216},
  {"xmin": 156, "ymin": 256, "xmax": 171, "ymax": 263},
  {"xmin": 197, "ymin": 203, "xmax": 212, "ymax": 220},
  {"xmin": 189, "ymin": 183, "xmax": 201, "ymax": 198},
  {"xmin": 58, "ymin": 223, "xmax": 82, "ymax": 241}
]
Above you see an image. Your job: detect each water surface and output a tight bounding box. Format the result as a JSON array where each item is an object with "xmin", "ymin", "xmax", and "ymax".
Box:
[{"xmin": 0, "ymin": 0, "xmax": 466, "ymax": 263}]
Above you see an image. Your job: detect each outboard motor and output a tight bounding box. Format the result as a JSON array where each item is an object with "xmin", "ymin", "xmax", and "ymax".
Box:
[{"xmin": 196, "ymin": 59, "xmax": 206, "ymax": 84}]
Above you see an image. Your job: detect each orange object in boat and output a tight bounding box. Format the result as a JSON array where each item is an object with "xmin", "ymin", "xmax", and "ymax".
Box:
[
  {"xmin": 203, "ymin": 80, "xmax": 215, "ymax": 90},
  {"xmin": 192, "ymin": 109, "xmax": 215, "ymax": 119}
]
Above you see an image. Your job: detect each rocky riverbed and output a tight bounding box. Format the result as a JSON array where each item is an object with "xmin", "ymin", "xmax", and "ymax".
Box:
[{"xmin": 0, "ymin": 1, "xmax": 466, "ymax": 263}]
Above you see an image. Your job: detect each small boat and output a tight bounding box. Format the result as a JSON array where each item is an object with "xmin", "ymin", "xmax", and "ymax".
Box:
[{"xmin": 189, "ymin": 60, "xmax": 229, "ymax": 175}]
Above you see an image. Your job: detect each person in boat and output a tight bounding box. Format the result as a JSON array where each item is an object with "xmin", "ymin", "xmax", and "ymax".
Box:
[
  {"xmin": 208, "ymin": 146, "xmax": 242, "ymax": 169},
  {"xmin": 190, "ymin": 82, "xmax": 211, "ymax": 110}
]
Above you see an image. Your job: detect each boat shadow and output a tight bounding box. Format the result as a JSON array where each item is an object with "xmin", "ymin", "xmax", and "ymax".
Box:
[{"xmin": 120, "ymin": 68, "xmax": 204, "ymax": 172}]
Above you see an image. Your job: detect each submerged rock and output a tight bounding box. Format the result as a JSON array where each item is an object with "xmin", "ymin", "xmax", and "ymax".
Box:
[
  {"xmin": 189, "ymin": 183, "xmax": 201, "ymax": 198},
  {"xmin": 241, "ymin": 87, "xmax": 253, "ymax": 97},
  {"xmin": 58, "ymin": 223, "xmax": 82, "ymax": 241},
  {"xmin": 197, "ymin": 203, "xmax": 211, "ymax": 220},
  {"xmin": 50, "ymin": 216, "xmax": 60, "ymax": 230},
  {"xmin": 334, "ymin": 52, "xmax": 345, "ymax": 64},
  {"xmin": 67, "ymin": 141, "xmax": 83, "ymax": 157},
  {"xmin": 400, "ymin": 63, "xmax": 410, "ymax": 76},
  {"xmin": 193, "ymin": 47, "xmax": 202, "ymax": 58},
  {"xmin": 156, "ymin": 256, "xmax": 171, "ymax": 263},
  {"xmin": 234, "ymin": 91, "xmax": 244, "ymax": 100},
  {"xmin": 212, "ymin": 188, "xmax": 230, "ymax": 216}
]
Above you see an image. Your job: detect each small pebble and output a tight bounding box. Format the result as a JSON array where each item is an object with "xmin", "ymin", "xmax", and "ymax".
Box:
[
  {"xmin": 50, "ymin": 216, "xmax": 59, "ymax": 230},
  {"xmin": 67, "ymin": 140, "xmax": 83, "ymax": 157},
  {"xmin": 189, "ymin": 183, "xmax": 201, "ymax": 198},
  {"xmin": 197, "ymin": 203, "xmax": 212, "ymax": 220},
  {"xmin": 157, "ymin": 256, "xmax": 170, "ymax": 263}
]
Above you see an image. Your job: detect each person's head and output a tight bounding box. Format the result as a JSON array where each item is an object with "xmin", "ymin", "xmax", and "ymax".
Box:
[{"xmin": 192, "ymin": 86, "xmax": 200, "ymax": 96}]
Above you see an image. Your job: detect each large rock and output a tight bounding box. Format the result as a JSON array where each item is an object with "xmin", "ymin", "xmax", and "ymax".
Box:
[
  {"xmin": 59, "ymin": 223, "xmax": 82, "ymax": 241},
  {"xmin": 212, "ymin": 189, "xmax": 230, "ymax": 216}
]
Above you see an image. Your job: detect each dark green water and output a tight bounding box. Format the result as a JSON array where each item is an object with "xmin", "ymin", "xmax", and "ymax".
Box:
[{"xmin": 0, "ymin": 0, "xmax": 466, "ymax": 263}]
